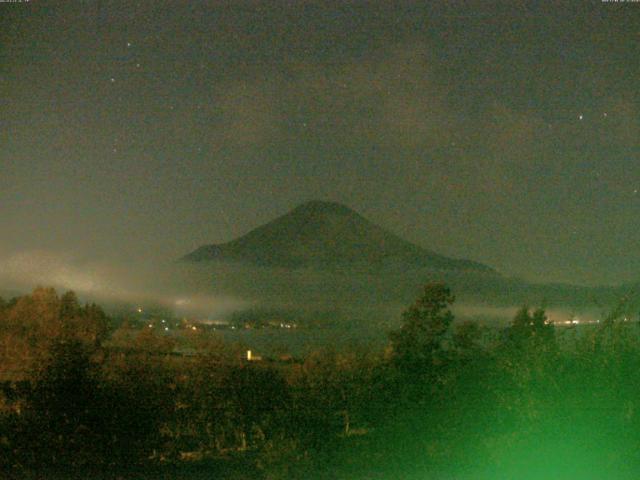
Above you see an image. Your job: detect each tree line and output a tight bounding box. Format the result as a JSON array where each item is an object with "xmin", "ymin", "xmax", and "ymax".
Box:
[{"xmin": 1, "ymin": 284, "xmax": 640, "ymax": 479}]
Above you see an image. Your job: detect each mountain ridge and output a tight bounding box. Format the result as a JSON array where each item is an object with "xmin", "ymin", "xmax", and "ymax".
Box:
[{"xmin": 181, "ymin": 200, "xmax": 496, "ymax": 274}]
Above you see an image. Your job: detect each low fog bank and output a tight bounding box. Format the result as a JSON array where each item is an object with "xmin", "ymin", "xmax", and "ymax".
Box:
[
  {"xmin": 0, "ymin": 251, "xmax": 635, "ymax": 330},
  {"xmin": 0, "ymin": 250, "xmax": 247, "ymax": 319},
  {"xmin": 452, "ymin": 304, "xmax": 605, "ymax": 327},
  {"xmin": 177, "ymin": 261, "xmax": 629, "ymax": 310}
]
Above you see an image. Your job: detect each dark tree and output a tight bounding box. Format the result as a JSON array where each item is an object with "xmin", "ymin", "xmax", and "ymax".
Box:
[
  {"xmin": 389, "ymin": 282, "xmax": 455, "ymax": 375},
  {"xmin": 453, "ymin": 320, "xmax": 482, "ymax": 356},
  {"xmin": 509, "ymin": 306, "xmax": 555, "ymax": 347},
  {"xmin": 59, "ymin": 290, "xmax": 81, "ymax": 319}
]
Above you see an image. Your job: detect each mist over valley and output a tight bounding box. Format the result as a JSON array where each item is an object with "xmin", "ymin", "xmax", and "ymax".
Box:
[{"xmin": 1, "ymin": 200, "xmax": 632, "ymax": 354}]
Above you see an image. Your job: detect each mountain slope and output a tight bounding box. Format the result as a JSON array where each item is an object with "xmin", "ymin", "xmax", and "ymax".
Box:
[{"xmin": 182, "ymin": 200, "xmax": 496, "ymax": 273}]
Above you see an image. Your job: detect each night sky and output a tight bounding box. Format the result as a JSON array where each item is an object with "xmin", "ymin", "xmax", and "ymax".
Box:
[{"xmin": 1, "ymin": 1, "xmax": 639, "ymax": 286}]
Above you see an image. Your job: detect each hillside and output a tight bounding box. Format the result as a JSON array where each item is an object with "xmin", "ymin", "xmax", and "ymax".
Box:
[{"xmin": 182, "ymin": 200, "xmax": 496, "ymax": 273}]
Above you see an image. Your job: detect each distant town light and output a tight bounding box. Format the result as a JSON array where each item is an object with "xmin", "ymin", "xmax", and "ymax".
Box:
[{"xmin": 137, "ymin": 307, "xmax": 143, "ymax": 313}]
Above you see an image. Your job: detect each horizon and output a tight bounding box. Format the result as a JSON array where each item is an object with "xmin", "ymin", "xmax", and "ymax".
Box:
[{"xmin": 1, "ymin": 197, "xmax": 639, "ymax": 295}]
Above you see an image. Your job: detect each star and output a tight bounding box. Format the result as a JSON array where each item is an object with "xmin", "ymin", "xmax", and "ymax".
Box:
[
  {"xmin": 127, "ymin": 42, "xmax": 132, "ymax": 47},
  {"xmin": 110, "ymin": 77, "xmax": 116, "ymax": 83},
  {"xmin": 578, "ymin": 114, "xmax": 583, "ymax": 121}
]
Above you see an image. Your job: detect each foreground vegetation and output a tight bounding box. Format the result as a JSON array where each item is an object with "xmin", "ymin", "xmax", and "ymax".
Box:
[{"xmin": 1, "ymin": 285, "xmax": 640, "ymax": 479}]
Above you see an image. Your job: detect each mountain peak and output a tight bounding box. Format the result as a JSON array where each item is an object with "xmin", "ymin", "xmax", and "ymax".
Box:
[
  {"xmin": 182, "ymin": 201, "xmax": 496, "ymax": 274},
  {"xmin": 292, "ymin": 200, "xmax": 356, "ymax": 217}
]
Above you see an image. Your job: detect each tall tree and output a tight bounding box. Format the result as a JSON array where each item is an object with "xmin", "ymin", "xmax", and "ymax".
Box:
[{"xmin": 389, "ymin": 282, "xmax": 455, "ymax": 376}]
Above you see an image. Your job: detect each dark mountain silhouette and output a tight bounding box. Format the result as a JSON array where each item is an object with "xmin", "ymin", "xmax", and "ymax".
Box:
[{"xmin": 181, "ymin": 200, "xmax": 496, "ymax": 273}]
